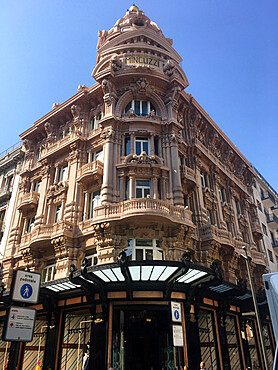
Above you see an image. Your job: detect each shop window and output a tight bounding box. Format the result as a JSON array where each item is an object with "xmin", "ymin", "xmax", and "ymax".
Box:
[
  {"xmin": 26, "ymin": 216, "xmax": 35, "ymax": 233},
  {"xmin": 88, "ymin": 190, "xmax": 101, "ymax": 219},
  {"xmin": 197, "ymin": 310, "xmax": 218, "ymax": 369},
  {"xmin": 135, "ymin": 137, "xmax": 149, "ymax": 155},
  {"xmin": 0, "ymin": 322, "xmax": 10, "ymax": 368},
  {"xmin": 33, "ymin": 180, "xmax": 42, "ymax": 193},
  {"xmin": 54, "ymin": 204, "xmax": 62, "ymax": 223},
  {"xmin": 22, "ymin": 316, "xmax": 47, "ymax": 369},
  {"xmin": 58, "ymin": 164, "xmax": 68, "ymax": 182},
  {"xmin": 224, "ymin": 315, "xmax": 241, "ymax": 369},
  {"xmin": 89, "ymin": 112, "xmax": 103, "ymax": 131},
  {"xmin": 244, "ymin": 321, "xmax": 260, "ymax": 369},
  {"xmin": 136, "ymin": 180, "xmax": 150, "ymax": 198},
  {"xmin": 42, "ymin": 263, "xmax": 56, "ymax": 282},
  {"xmin": 60, "ymin": 311, "xmax": 92, "ymax": 369},
  {"xmin": 125, "ymin": 239, "xmax": 164, "ymax": 261},
  {"xmin": 262, "ymin": 324, "xmax": 274, "ymax": 368},
  {"xmin": 125, "ymin": 100, "xmax": 156, "ymax": 116}
]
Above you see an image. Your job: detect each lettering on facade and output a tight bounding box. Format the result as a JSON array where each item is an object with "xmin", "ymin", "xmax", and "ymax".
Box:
[{"xmin": 123, "ymin": 56, "xmax": 159, "ymax": 67}]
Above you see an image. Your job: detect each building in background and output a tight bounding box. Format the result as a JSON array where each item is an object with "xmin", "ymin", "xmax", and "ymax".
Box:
[
  {"xmin": 0, "ymin": 6, "xmax": 277, "ymax": 370},
  {"xmin": 0, "ymin": 143, "xmax": 24, "ymax": 259},
  {"xmin": 252, "ymin": 166, "xmax": 278, "ymax": 271}
]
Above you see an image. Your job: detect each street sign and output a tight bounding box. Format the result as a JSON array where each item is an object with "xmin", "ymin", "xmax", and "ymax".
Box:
[
  {"xmin": 2, "ymin": 306, "xmax": 36, "ymax": 342},
  {"xmin": 11, "ymin": 270, "xmax": 41, "ymax": 304},
  {"xmin": 172, "ymin": 324, "xmax": 184, "ymax": 347},
  {"xmin": 171, "ymin": 301, "xmax": 182, "ymax": 323}
]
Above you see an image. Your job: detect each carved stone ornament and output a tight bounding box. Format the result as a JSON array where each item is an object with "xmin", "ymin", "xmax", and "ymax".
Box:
[
  {"xmin": 44, "ymin": 121, "xmax": 55, "ymax": 137},
  {"xmin": 23, "ymin": 139, "xmax": 34, "ymax": 153},
  {"xmin": 110, "ymin": 54, "xmax": 122, "ymax": 71},
  {"xmin": 71, "ymin": 104, "xmax": 81, "ymax": 120},
  {"xmin": 163, "ymin": 59, "xmax": 175, "ymax": 77},
  {"xmin": 136, "ymin": 78, "xmax": 149, "ymax": 93},
  {"xmin": 100, "ymin": 127, "xmax": 115, "ymax": 140},
  {"xmin": 129, "ymin": 152, "xmax": 157, "ymax": 164}
]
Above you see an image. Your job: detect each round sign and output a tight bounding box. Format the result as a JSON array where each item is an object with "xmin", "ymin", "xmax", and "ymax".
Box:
[
  {"xmin": 174, "ymin": 309, "xmax": 180, "ymax": 320},
  {"xmin": 20, "ymin": 284, "xmax": 33, "ymax": 299}
]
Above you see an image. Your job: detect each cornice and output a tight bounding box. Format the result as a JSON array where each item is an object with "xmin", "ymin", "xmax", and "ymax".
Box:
[
  {"xmin": 19, "ymin": 83, "xmax": 102, "ymax": 140},
  {"xmin": 181, "ymin": 91, "xmax": 254, "ymax": 173}
]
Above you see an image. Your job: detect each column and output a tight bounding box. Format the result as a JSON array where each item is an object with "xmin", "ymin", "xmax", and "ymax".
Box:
[
  {"xmin": 83, "ymin": 192, "xmax": 89, "ymax": 220},
  {"xmin": 34, "ymin": 160, "xmax": 50, "ymax": 226},
  {"xmin": 119, "ymin": 175, "xmax": 125, "ymax": 201},
  {"xmin": 129, "ymin": 174, "xmax": 136, "ymax": 199},
  {"xmin": 195, "ymin": 165, "xmax": 208, "ymax": 225},
  {"xmin": 130, "ymin": 132, "xmax": 135, "ymax": 154},
  {"xmin": 150, "ymin": 134, "xmax": 155, "ymax": 156},
  {"xmin": 169, "ymin": 133, "xmax": 183, "ymax": 206},
  {"xmin": 64, "ymin": 144, "xmax": 80, "ymax": 221},
  {"xmin": 101, "ymin": 128, "xmax": 115, "ymax": 204}
]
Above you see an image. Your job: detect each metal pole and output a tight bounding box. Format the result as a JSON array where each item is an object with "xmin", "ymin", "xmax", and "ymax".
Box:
[
  {"xmin": 7, "ymin": 341, "xmax": 20, "ymax": 370},
  {"xmin": 242, "ymin": 246, "xmax": 269, "ymax": 370}
]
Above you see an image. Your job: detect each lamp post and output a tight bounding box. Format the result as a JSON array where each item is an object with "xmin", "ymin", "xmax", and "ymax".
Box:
[{"xmin": 242, "ymin": 246, "xmax": 269, "ymax": 370}]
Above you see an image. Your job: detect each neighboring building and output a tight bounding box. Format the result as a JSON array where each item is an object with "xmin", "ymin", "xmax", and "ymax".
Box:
[
  {"xmin": 0, "ymin": 6, "xmax": 276, "ymax": 370},
  {"xmin": 252, "ymin": 166, "xmax": 278, "ymax": 272},
  {"xmin": 0, "ymin": 143, "xmax": 24, "ymax": 259}
]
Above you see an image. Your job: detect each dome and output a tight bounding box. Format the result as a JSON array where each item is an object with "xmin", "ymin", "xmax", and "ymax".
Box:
[{"xmin": 129, "ymin": 4, "xmax": 139, "ymax": 12}]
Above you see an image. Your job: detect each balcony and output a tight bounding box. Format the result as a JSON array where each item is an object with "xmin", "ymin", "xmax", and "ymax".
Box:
[
  {"xmin": 271, "ymin": 204, "xmax": 278, "ymax": 217},
  {"xmin": 261, "ymin": 190, "xmax": 276, "ymax": 208},
  {"xmin": 198, "ymin": 224, "xmax": 234, "ymax": 247},
  {"xmin": 0, "ymin": 185, "xmax": 12, "ymax": 201},
  {"xmin": 251, "ymin": 221, "xmax": 263, "ymax": 240},
  {"xmin": 266, "ymin": 213, "xmax": 278, "ymax": 229},
  {"xmin": 250, "ymin": 249, "xmax": 266, "ymax": 267},
  {"xmin": 20, "ymin": 220, "xmax": 73, "ymax": 248},
  {"xmin": 77, "ymin": 160, "xmax": 103, "ymax": 187},
  {"xmin": 180, "ymin": 165, "xmax": 196, "ymax": 186},
  {"xmin": 17, "ymin": 192, "xmax": 40, "ymax": 213},
  {"xmin": 92, "ymin": 198, "xmax": 194, "ymax": 226}
]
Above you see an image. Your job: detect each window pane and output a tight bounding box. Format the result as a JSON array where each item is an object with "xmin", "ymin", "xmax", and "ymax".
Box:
[
  {"xmin": 136, "ymin": 239, "xmax": 153, "ymax": 247},
  {"xmin": 136, "ymin": 180, "xmax": 150, "ymax": 187},
  {"xmin": 150, "ymin": 103, "xmax": 156, "ymax": 114},
  {"xmin": 157, "ymin": 250, "xmax": 164, "ymax": 260},
  {"xmin": 134, "ymin": 100, "xmax": 140, "ymax": 115},
  {"xmin": 142, "ymin": 101, "xmax": 148, "ymax": 116},
  {"xmin": 125, "ymin": 101, "xmax": 132, "ymax": 113},
  {"xmin": 136, "ymin": 188, "xmax": 142, "ymax": 198},
  {"xmin": 136, "ymin": 249, "xmax": 143, "ymax": 261},
  {"xmin": 136, "ymin": 141, "xmax": 141, "ymax": 155},
  {"xmin": 143, "ymin": 141, "xmax": 149, "ymax": 155},
  {"xmin": 144, "ymin": 188, "xmax": 150, "ymax": 197},
  {"xmin": 145, "ymin": 249, "xmax": 153, "ymax": 260},
  {"xmin": 125, "ymin": 137, "xmax": 131, "ymax": 155}
]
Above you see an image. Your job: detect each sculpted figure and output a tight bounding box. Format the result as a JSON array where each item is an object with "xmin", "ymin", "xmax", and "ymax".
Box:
[
  {"xmin": 163, "ymin": 60, "xmax": 175, "ymax": 77},
  {"xmin": 44, "ymin": 121, "xmax": 54, "ymax": 137},
  {"xmin": 110, "ymin": 54, "xmax": 122, "ymax": 71},
  {"xmin": 71, "ymin": 104, "xmax": 81, "ymax": 120}
]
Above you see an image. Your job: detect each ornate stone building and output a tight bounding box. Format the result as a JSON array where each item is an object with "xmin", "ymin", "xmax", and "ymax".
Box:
[{"xmin": 0, "ymin": 5, "xmax": 276, "ymax": 370}]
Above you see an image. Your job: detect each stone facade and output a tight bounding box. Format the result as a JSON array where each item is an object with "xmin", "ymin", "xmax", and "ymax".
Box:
[{"xmin": 1, "ymin": 6, "xmax": 271, "ymax": 291}]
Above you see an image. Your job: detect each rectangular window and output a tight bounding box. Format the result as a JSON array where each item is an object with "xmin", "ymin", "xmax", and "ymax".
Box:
[
  {"xmin": 58, "ymin": 164, "xmax": 68, "ymax": 182},
  {"xmin": 33, "ymin": 180, "xmax": 41, "ymax": 193},
  {"xmin": 141, "ymin": 100, "xmax": 148, "ymax": 116},
  {"xmin": 268, "ymin": 249, "xmax": 274, "ymax": 263},
  {"xmin": 42, "ymin": 264, "xmax": 56, "ymax": 282},
  {"xmin": 136, "ymin": 180, "xmax": 150, "ymax": 198},
  {"xmin": 86, "ymin": 253, "xmax": 98, "ymax": 266},
  {"xmin": 88, "ymin": 190, "xmax": 101, "ymax": 219},
  {"xmin": 127, "ymin": 238, "xmax": 164, "ymax": 261},
  {"xmin": 54, "ymin": 204, "xmax": 62, "ymax": 223},
  {"xmin": 235, "ymin": 199, "xmax": 241, "ymax": 215},
  {"xmin": 135, "ymin": 137, "xmax": 149, "ymax": 155},
  {"xmin": 154, "ymin": 136, "xmax": 159, "ymax": 156},
  {"xmin": 92, "ymin": 149, "xmax": 104, "ymax": 162},
  {"xmin": 262, "ymin": 224, "xmax": 268, "ymax": 236},
  {"xmin": 26, "ymin": 217, "xmax": 35, "ymax": 233},
  {"xmin": 125, "ymin": 136, "xmax": 131, "ymax": 156},
  {"xmin": 200, "ymin": 172, "xmax": 208, "ymax": 188}
]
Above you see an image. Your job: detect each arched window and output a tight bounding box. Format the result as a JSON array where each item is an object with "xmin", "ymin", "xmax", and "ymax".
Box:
[{"xmin": 125, "ymin": 100, "xmax": 156, "ymax": 116}]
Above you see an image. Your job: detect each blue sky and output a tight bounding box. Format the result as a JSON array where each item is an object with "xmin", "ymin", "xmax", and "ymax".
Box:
[{"xmin": 1, "ymin": 0, "xmax": 277, "ymax": 190}]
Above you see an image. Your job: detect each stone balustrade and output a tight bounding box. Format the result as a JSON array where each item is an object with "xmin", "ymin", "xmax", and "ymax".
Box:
[
  {"xmin": 17, "ymin": 191, "xmax": 40, "ymax": 213},
  {"xmin": 180, "ymin": 165, "xmax": 196, "ymax": 183},
  {"xmin": 77, "ymin": 160, "xmax": 104, "ymax": 186},
  {"xmin": 91, "ymin": 198, "xmax": 193, "ymax": 225},
  {"xmin": 198, "ymin": 224, "xmax": 234, "ymax": 245}
]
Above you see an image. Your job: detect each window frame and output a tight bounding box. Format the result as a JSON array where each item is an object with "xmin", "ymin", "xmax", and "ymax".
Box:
[
  {"xmin": 135, "ymin": 179, "xmax": 150, "ymax": 198},
  {"xmin": 125, "ymin": 238, "xmax": 164, "ymax": 261},
  {"xmin": 88, "ymin": 190, "xmax": 101, "ymax": 219},
  {"xmin": 125, "ymin": 100, "xmax": 156, "ymax": 116},
  {"xmin": 54, "ymin": 204, "xmax": 62, "ymax": 223},
  {"xmin": 42, "ymin": 263, "xmax": 56, "ymax": 282},
  {"xmin": 58, "ymin": 164, "xmax": 69, "ymax": 182},
  {"xmin": 26, "ymin": 216, "xmax": 35, "ymax": 233},
  {"xmin": 135, "ymin": 136, "xmax": 149, "ymax": 155}
]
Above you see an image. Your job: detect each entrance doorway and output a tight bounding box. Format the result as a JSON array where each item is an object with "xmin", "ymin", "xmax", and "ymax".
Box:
[{"xmin": 112, "ymin": 306, "xmax": 183, "ymax": 370}]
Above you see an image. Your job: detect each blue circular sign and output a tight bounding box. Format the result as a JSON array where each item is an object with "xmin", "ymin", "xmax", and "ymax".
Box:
[
  {"xmin": 20, "ymin": 284, "xmax": 33, "ymax": 299},
  {"xmin": 174, "ymin": 309, "xmax": 179, "ymax": 320}
]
